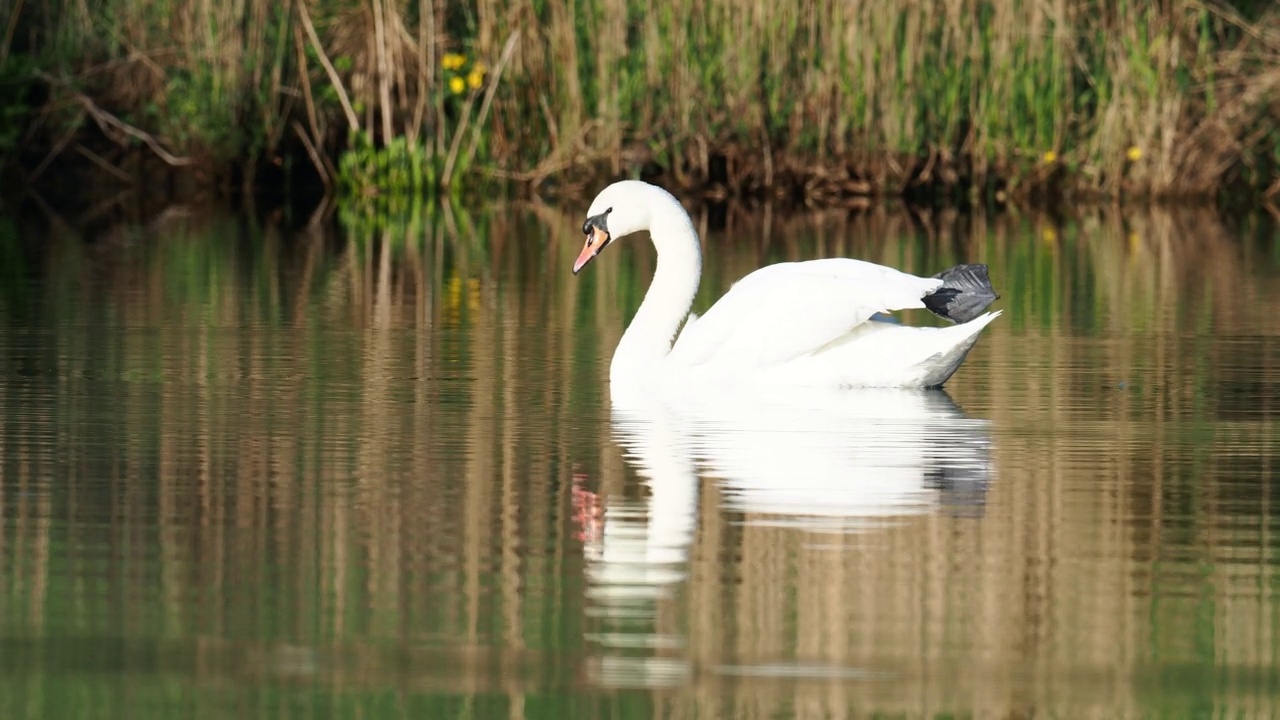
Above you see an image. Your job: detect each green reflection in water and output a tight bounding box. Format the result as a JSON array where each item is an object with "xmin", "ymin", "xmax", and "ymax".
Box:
[{"xmin": 0, "ymin": 199, "xmax": 1279, "ymax": 719}]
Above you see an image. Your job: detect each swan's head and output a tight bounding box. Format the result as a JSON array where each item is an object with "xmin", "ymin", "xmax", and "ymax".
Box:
[{"xmin": 572, "ymin": 181, "xmax": 654, "ymax": 275}]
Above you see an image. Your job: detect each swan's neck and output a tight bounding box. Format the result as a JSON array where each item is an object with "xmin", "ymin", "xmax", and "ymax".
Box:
[{"xmin": 611, "ymin": 200, "xmax": 701, "ymax": 380}]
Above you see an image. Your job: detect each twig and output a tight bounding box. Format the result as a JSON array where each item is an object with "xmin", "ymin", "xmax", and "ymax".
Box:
[
  {"xmin": 458, "ymin": 30, "xmax": 520, "ymax": 184},
  {"xmin": 305, "ymin": 193, "xmax": 335, "ymax": 230},
  {"xmin": 20, "ymin": 187, "xmax": 71, "ymax": 231},
  {"xmin": 477, "ymin": 122, "xmax": 610, "ymax": 186},
  {"xmin": 1191, "ymin": 1, "xmax": 1280, "ymax": 54},
  {"xmin": 388, "ymin": 0, "xmax": 411, "ymax": 128},
  {"xmin": 262, "ymin": 0, "xmax": 296, "ymax": 154},
  {"xmin": 442, "ymin": 29, "xmax": 518, "ymax": 189},
  {"xmin": 408, "ymin": 0, "xmax": 432, "ymax": 143},
  {"xmin": 1264, "ymin": 175, "xmax": 1280, "ymax": 200},
  {"xmin": 80, "ymin": 189, "xmax": 140, "ymax": 225},
  {"xmin": 296, "ymin": 0, "xmax": 361, "ymax": 133},
  {"xmin": 76, "ymin": 51, "xmax": 180, "ymax": 82},
  {"xmin": 75, "ymin": 144, "xmax": 133, "ymax": 183},
  {"xmin": 439, "ymin": 93, "xmax": 480, "ymax": 191},
  {"xmin": 371, "ymin": 0, "xmax": 394, "ymax": 142},
  {"xmin": 292, "ymin": 26, "xmax": 323, "ymax": 140},
  {"xmin": 36, "ymin": 71, "xmax": 192, "ymax": 166},
  {"xmin": 29, "ymin": 108, "xmax": 87, "ymax": 181},
  {"xmin": 537, "ymin": 92, "xmax": 560, "ymax": 148},
  {"xmin": 292, "ymin": 24, "xmax": 338, "ymax": 180},
  {"xmin": 1, "ymin": 0, "xmax": 24, "ymax": 64},
  {"xmin": 440, "ymin": 195, "xmax": 459, "ymax": 239},
  {"xmin": 479, "ymin": 156, "xmax": 580, "ymax": 183},
  {"xmin": 429, "ymin": 0, "xmax": 444, "ymax": 155},
  {"xmin": 293, "ymin": 119, "xmax": 331, "ymax": 188},
  {"xmin": 119, "ymin": 37, "xmax": 168, "ymax": 82}
]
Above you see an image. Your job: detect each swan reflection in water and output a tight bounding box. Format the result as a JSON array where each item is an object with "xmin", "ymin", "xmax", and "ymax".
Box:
[{"xmin": 576, "ymin": 384, "xmax": 996, "ymax": 688}]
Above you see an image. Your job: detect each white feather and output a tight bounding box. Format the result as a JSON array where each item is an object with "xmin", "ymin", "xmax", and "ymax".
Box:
[{"xmin": 577, "ymin": 180, "xmax": 1001, "ymax": 389}]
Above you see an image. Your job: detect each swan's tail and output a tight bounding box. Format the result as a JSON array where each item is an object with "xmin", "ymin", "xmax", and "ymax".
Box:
[
  {"xmin": 917, "ymin": 310, "xmax": 1003, "ymax": 388},
  {"xmin": 923, "ymin": 264, "xmax": 1000, "ymax": 324}
]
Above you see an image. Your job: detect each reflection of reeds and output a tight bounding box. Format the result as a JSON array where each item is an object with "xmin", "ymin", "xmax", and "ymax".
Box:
[{"xmin": 0, "ymin": 202, "xmax": 1278, "ymax": 716}]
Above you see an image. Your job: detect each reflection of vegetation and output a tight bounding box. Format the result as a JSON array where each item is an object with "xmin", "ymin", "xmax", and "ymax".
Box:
[
  {"xmin": 335, "ymin": 195, "xmax": 497, "ymax": 276},
  {"xmin": 0, "ymin": 204, "xmax": 1278, "ymax": 717},
  {"xmin": 0, "ymin": 56, "xmax": 33, "ymax": 166},
  {"xmin": 337, "ymin": 189, "xmax": 431, "ymax": 242},
  {"xmin": 0, "ymin": 217, "xmax": 25, "ymax": 312}
]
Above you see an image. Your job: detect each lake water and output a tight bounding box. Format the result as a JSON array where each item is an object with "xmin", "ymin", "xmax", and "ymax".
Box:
[{"xmin": 1, "ymin": 199, "xmax": 1279, "ymax": 718}]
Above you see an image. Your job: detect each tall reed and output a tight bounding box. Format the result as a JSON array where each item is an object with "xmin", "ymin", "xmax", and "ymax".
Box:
[{"xmin": 2, "ymin": 0, "xmax": 1278, "ymax": 200}]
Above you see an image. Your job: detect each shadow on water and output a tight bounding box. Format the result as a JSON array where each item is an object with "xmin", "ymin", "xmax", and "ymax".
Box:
[{"xmin": 0, "ymin": 198, "xmax": 1279, "ymax": 718}]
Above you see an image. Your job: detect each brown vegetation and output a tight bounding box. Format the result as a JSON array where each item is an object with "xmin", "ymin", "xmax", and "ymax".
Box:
[{"xmin": 2, "ymin": 1, "xmax": 1280, "ymax": 205}]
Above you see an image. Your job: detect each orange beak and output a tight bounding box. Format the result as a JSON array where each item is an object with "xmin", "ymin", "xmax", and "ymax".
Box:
[{"xmin": 573, "ymin": 225, "xmax": 610, "ymax": 275}]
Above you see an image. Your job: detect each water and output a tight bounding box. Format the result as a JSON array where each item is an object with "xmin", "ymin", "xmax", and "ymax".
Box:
[{"xmin": 1, "ymin": 201, "xmax": 1279, "ymax": 718}]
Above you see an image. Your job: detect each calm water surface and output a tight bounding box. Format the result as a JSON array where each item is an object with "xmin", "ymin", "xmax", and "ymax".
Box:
[{"xmin": 1, "ymin": 202, "xmax": 1279, "ymax": 718}]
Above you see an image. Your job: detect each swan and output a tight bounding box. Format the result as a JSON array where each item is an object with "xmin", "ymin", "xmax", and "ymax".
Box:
[{"xmin": 572, "ymin": 180, "xmax": 1002, "ymax": 388}]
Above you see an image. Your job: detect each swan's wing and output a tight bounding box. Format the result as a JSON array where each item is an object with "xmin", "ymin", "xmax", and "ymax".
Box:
[{"xmin": 668, "ymin": 259, "xmax": 943, "ymax": 368}]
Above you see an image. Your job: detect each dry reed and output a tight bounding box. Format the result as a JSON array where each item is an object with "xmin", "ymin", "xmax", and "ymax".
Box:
[{"xmin": 2, "ymin": 0, "xmax": 1279, "ymax": 201}]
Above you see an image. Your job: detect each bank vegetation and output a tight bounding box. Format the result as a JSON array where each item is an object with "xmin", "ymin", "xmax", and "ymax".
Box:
[{"xmin": 1, "ymin": 0, "xmax": 1279, "ymax": 207}]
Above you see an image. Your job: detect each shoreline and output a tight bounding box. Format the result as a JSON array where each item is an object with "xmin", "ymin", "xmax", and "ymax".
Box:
[
  {"xmin": 0, "ymin": 141, "xmax": 1256, "ymax": 226},
  {"xmin": 4, "ymin": 1, "xmax": 1279, "ymax": 215}
]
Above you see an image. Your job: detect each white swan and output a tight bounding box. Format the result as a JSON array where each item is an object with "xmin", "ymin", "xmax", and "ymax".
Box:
[{"xmin": 572, "ymin": 180, "xmax": 1002, "ymax": 388}]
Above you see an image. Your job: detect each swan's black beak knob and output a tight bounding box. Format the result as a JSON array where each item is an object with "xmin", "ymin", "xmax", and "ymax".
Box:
[{"xmin": 573, "ymin": 216, "xmax": 611, "ymax": 275}]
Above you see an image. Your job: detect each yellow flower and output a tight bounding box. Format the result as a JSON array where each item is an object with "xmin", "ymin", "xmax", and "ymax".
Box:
[
  {"xmin": 467, "ymin": 68, "xmax": 484, "ymax": 90},
  {"xmin": 1042, "ymin": 150, "xmax": 1057, "ymax": 164},
  {"xmin": 1041, "ymin": 226, "xmax": 1057, "ymax": 244},
  {"xmin": 449, "ymin": 76, "xmax": 466, "ymax": 94},
  {"xmin": 443, "ymin": 53, "xmax": 466, "ymax": 71},
  {"xmin": 1126, "ymin": 145, "xmax": 1142, "ymax": 161}
]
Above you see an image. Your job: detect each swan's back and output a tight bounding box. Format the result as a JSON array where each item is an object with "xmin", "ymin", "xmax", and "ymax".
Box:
[{"xmin": 667, "ymin": 258, "xmax": 943, "ymax": 369}]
